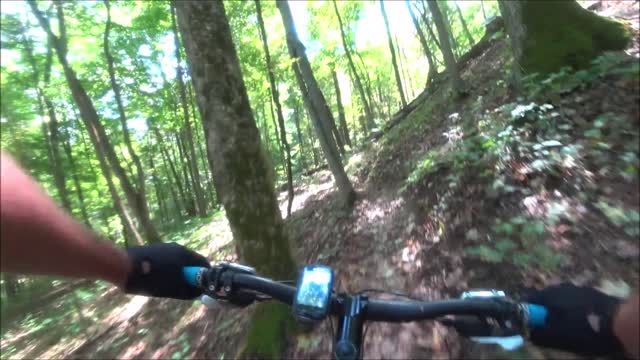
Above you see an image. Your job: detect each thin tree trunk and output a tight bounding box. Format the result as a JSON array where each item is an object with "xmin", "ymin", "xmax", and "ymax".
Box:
[
  {"xmin": 103, "ymin": 0, "xmax": 160, "ymax": 242},
  {"xmin": 292, "ymin": 100, "xmax": 308, "ymax": 171},
  {"xmin": 255, "ymin": 0, "xmax": 294, "ymax": 216},
  {"xmin": 441, "ymin": 3, "xmax": 460, "ymax": 58},
  {"xmin": 21, "ymin": 31, "xmax": 72, "ymax": 212},
  {"xmin": 170, "ymin": 2, "xmax": 207, "ymax": 217},
  {"xmin": 406, "ymin": 0, "xmax": 438, "ymax": 86},
  {"xmin": 155, "ymin": 128, "xmax": 185, "ymax": 218},
  {"xmin": 394, "ymin": 35, "xmax": 411, "ymax": 101},
  {"xmin": 481, "ymin": 0, "xmax": 487, "ymax": 21},
  {"xmin": 62, "ymin": 138, "xmax": 92, "ymax": 227},
  {"xmin": 332, "ymin": 0, "xmax": 375, "ymax": 131},
  {"xmin": 278, "ymin": 1, "xmax": 355, "ymax": 206},
  {"xmin": 454, "ymin": 2, "xmax": 475, "ymax": 48},
  {"xmin": 174, "ymin": 3, "xmax": 297, "ymax": 356},
  {"xmin": 30, "ymin": 0, "xmax": 158, "ymax": 244},
  {"xmin": 332, "ymin": 68, "xmax": 351, "ymax": 147},
  {"xmin": 399, "ymin": 39, "xmax": 416, "ymax": 99},
  {"xmin": 269, "ymin": 96, "xmax": 286, "ymax": 173},
  {"xmin": 380, "ymin": 0, "xmax": 407, "ymax": 108},
  {"xmin": 175, "ymin": 131, "xmax": 197, "ymax": 214},
  {"xmin": 305, "ymin": 108, "xmax": 320, "ymax": 167},
  {"xmin": 354, "ymin": 50, "xmax": 378, "ymax": 125},
  {"xmin": 427, "ymin": 0, "xmax": 465, "ymax": 95}
]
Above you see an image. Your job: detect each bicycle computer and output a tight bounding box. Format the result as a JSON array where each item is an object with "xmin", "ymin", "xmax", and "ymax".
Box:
[{"xmin": 293, "ymin": 265, "xmax": 333, "ymax": 321}]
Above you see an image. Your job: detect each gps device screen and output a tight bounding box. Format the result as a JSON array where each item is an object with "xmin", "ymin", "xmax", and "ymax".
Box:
[{"xmin": 293, "ymin": 265, "xmax": 333, "ymax": 320}]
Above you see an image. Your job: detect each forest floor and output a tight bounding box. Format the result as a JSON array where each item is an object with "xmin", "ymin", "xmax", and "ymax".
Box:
[{"xmin": 1, "ymin": 2, "xmax": 639, "ymax": 359}]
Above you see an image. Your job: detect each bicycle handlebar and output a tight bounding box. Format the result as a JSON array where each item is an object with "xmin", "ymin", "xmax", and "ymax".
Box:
[{"xmin": 182, "ymin": 266, "xmax": 548, "ymax": 327}]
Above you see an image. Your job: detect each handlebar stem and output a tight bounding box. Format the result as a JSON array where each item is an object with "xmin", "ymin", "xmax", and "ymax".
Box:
[{"xmin": 334, "ymin": 294, "xmax": 368, "ymax": 360}]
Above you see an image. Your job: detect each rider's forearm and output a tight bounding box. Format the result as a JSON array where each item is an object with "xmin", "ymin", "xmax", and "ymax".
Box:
[
  {"xmin": 0, "ymin": 152, "xmax": 131, "ymax": 288},
  {"xmin": 613, "ymin": 293, "xmax": 639, "ymax": 357}
]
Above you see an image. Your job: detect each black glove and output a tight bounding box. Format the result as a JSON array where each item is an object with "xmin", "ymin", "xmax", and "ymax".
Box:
[
  {"xmin": 522, "ymin": 283, "xmax": 624, "ymax": 356},
  {"xmin": 125, "ymin": 243, "xmax": 210, "ymax": 300}
]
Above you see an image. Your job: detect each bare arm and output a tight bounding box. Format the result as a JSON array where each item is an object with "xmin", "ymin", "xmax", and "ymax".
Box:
[
  {"xmin": 614, "ymin": 293, "xmax": 640, "ymax": 357},
  {"xmin": 0, "ymin": 151, "xmax": 131, "ymax": 288}
]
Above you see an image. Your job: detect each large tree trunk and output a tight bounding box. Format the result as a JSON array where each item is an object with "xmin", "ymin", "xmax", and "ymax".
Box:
[
  {"xmin": 174, "ymin": 2, "xmax": 297, "ymax": 357},
  {"xmin": 380, "ymin": 0, "xmax": 407, "ymax": 108},
  {"xmin": 278, "ymin": 1, "xmax": 356, "ymax": 207},
  {"xmin": 170, "ymin": 2, "xmax": 207, "ymax": 217},
  {"xmin": 406, "ymin": 0, "xmax": 437, "ymax": 86},
  {"xmin": 332, "ymin": 0, "xmax": 375, "ymax": 132},
  {"xmin": 427, "ymin": 0, "xmax": 465, "ymax": 96},
  {"xmin": 255, "ymin": 0, "xmax": 294, "ymax": 217},
  {"xmin": 454, "ymin": 2, "xmax": 475, "ymax": 48},
  {"xmin": 29, "ymin": 0, "xmax": 159, "ymax": 244},
  {"xmin": 332, "ymin": 68, "xmax": 351, "ymax": 147},
  {"xmin": 498, "ymin": 0, "xmax": 630, "ymax": 77}
]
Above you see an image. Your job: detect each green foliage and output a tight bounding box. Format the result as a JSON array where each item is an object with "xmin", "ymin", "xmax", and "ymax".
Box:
[
  {"xmin": 524, "ymin": 53, "xmax": 636, "ymax": 99},
  {"xmin": 467, "ymin": 217, "xmax": 564, "ymax": 271},
  {"xmin": 596, "ymin": 201, "xmax": 640, "ymax": 237}
]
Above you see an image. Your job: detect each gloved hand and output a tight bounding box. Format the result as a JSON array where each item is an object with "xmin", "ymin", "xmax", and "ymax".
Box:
[
  {"xmin": 125, "ymin": 243, "xmax": 210, "ymax": 300},
  {"xmin": 522, "ymin": 283, "xmax": 624, "ymax": 356}
]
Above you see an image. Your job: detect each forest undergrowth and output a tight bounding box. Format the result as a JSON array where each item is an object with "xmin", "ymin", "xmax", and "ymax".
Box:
[{"xmin": 1, "ymin": 3, "xmax": 639, "ymax": 359}]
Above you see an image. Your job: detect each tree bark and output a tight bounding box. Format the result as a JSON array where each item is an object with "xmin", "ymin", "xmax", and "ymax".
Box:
[
  {"xmin": 441, "ymin": 3, "xmax": 460, "ymax": 58},
  {"xmin": 427, "ymin": 0, "xmax": 465, "ymax": 96},
  {"xmin": 454, "ymin": 2, "xmax": 475, "ymax": 48},
  {"xmin": 332, "ymin": 68, "xmax": 351, "ymax": 147},
  {"xmin": 255, "ymin": 0, "xmax": 294, "ymax": 216},
  {"xmin": 380, "ymin": 0, "xmax": 407, "ymax": 108},
  {"xmin": 406, "ymin": 0, "xmax": 437, "ymax": 86},
  {"xmin": 332, "ymin": 0, "xmax": 375, "ymax": 131},
  {"xmin": 278, "ymin": 1, "xmax": 356, "ymax": 207},
  {"xmin": 170, "ymin": 1, "xmax": 207, "ymax": 217},
  {"xmin": 174, "ymin": 2, "xmax": 297, "ymax": 356},
  {"xmin": 29, "ymin": 0, "xmax": 158, "ymax": 244},
  {"xmin": 498, "ymin": 0, "xmax": 630, "ymax": 76}
]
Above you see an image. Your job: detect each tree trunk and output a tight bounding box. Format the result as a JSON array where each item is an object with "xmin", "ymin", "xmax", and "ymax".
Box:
[
  {"xmin": 170, "ymin": 2, "xmax": 207, "ymax": 217},
  {"xmin": 255, "ymin": 0, "xmax": 294, "ymax": 216},
  {"xmin": 395, "ymin": 35, "xmax": 412, "ymax": 100},
  {"xmin": 498, "ymin": 0, "xmax": 630, "ymax": 76},
  {"xmin": 481, "ymin": 0, "xmax": 487, "ymax": 21},
  {"xmin": 278, "ymin": 1, "xmax": 356, "ymax": 207},
  {"xmin": 406, "ymin": 0, "xmax": 438, "ymax": 86},
  {"xmin": 174, "ymin": 2, "xmax": 297, "ymax": 357},
  {"xmin": 62, "ymin": 138, "xmax": 92, "ymax": 227},
  {"xmin": 305, "ymin": 108, "xmax": 320, "ymax": 167},
  {"xmin": 441, "ymin": 3, "xmax": 460, "ymax": 58},
  {"xmin": 188, "ymin": 84, "xmax": 218, "ymax": 207},
  {"xmin": 454, "ymin": 2, "xmax": 475, "ymax": 48},
  {"xmin": 332, "ymin": 0, "xmax": 375, "ymax": 132},
  {"xmin": 427, "ymin": 0, "xmax": 465, "ymax": 96},
  {"xmin": 175, "ymin": 131, "xmax": 197, "ymax": 214},
  {"xmin": 332, "ymin": 68, "xmax": 351, "ymax": 147},
  {"xmin": 354, "ymin": 50, "xmax": 379, "ymax": 126},
  {"xmin": 380, "ymin": 0, "xmax": 407, "ymax": 108},
  {"xmin": 21, "ymin": 30, "xmax": 72, "ymax": 213},
  {"xmin": 269, "ymin": 96, "xmax": 286, "ymax": 173},
  {"xmin": 155, "ymin": 128, "xmax": 185, "ymax": 218},
  {"xmin": 292, "ymin": 100, "xmax": 308, "ymax": 171},
  {"xmin": 29, "ymin": 0, "xmax": 159, "ymax": 244}
]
